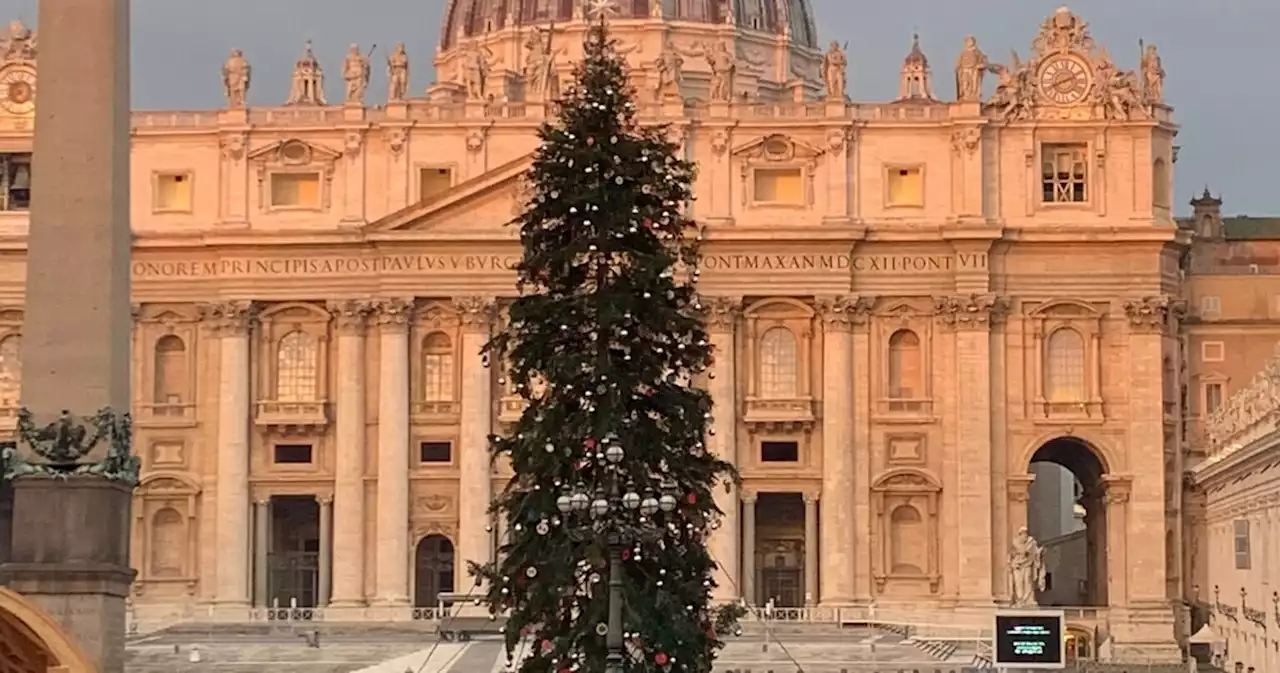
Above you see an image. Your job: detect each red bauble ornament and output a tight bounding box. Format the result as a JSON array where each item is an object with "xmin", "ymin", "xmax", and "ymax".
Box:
[
  {"xmin": 541, "ymin": 639, "xmax": 554, "ymax": 652},
  {"xmin": 686, "ymin": 492, "xmax": 697, "ymax": 504},
  {"xmin": 584, "ymin": 437, "xmax": 597, "ymax": 450},
  {"xmin": 587, "ymin": 136, "xmax": 595, "ymax": 145},
  {"xmin": 655, "ymin": 652, "xmax": 670, "ymax": 666}
]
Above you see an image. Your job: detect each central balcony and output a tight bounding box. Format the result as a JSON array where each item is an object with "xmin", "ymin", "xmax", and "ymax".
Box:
[
  {"xmin": 255, "ymin": 400, "xmax": 329, "ymax": 432},
  {"xmin": 411, "ymin": 400, "xmax": 460, "ymax": 425},
  {"xmin": 743, "ymin": 396, "xmax": 815, "ymax": 434}
]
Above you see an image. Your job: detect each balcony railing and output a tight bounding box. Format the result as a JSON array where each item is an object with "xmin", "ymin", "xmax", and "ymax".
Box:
[
  {"xmin": 876, "ymin": 397, "xmax": 935, "ymax": 419},
  {"xmin": 498, "ymin": 395, "xmax": 526, "ymax": 424},
  {"xmin": 410, "ymin": 400, "xmax": 460, "ymax": 425},
  {"xmin": 1033, "ymin": 399, "xmax": 1104, "ymax": 423},
  {"xmin": 742, "ymin": 396, "xmax": 815, "ymax": 433},
  {"xmin": 138, "ymin": 402, "xmax": 196, "ymax": 425},
  {"xmin": 255, "ymin": 400, "xmax": 328, "ymax": 429}
]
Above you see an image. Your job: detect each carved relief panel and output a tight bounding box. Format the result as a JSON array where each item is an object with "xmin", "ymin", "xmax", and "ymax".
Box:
[
  {"xmin": 742, "ymin": 298, "xmax": 816, "ymax": 436},
  {"xmin": 871, "ymin": 298, "xmax": 935, "ymax": 421},
  {"xmin": 1024, "ymin": 299, "xmax": 1106, "ymax": 422},
  {"xmin": 411, "ymin": 301, "xmax": 462, "ymax": 425},
  {"xmin": 255, "ymin": 302, "xmax": 332, "ymax": 430},
  {"xmin": 135, "ymin": 304, "xmax": 201, "ymax": 426},
  {"xmin": 871, "ymin": 468, "xmax": 942, "ymax": 594}
]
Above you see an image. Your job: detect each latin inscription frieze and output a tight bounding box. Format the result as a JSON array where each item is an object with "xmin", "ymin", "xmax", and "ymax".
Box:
[{"xmin": 700, "ymin": 253, "xmax": 987, "ymax": 273}]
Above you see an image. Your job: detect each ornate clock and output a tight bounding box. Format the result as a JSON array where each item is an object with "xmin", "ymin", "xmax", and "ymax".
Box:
[
  {"xmin": 0, "ymin": 66, "xmax": 36, "ymax": 115},
  {"xmin": 1037, "ymin": 55, "xmax": 1091, "ymax": 106}
]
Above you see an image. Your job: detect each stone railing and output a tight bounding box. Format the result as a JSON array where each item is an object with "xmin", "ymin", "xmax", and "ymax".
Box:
[{"xmin": 1203, "ymin": 357, "xmax": 1280, "ymax": 463}]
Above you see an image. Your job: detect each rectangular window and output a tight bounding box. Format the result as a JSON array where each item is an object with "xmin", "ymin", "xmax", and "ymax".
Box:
[
  {"xmin": 269, "ymin": 172, "xmax": 322, "ymax": 209},
  {"xmin": 1199, "ymin": 295, "xmax": 1220, "ymax": 317},
  {"xmin": 1041, "ymin": 144, "xmax": 1088, "ymax": 204},
  {"xmin": 273, "ymin": 444, "xmax": 313, "ymax": 464},
  {"xmin": 420, "ymin": 167, "xmax": 453, "ymax": 201},
  {"xmin": 760, "ymin": 441, "xmax": 799, "ymax": 462},
  {"xmin": 0, "ymin": 153, "xmax": 32, "ymax": 211},
  {"xmin": 1233, "ymin": 519, "xmax": 1251, "ymax": 570},
  {"xmin": 752, "ymin": 168, "xmax": 804, "ymax": 205},
  {"xmin": 1204, "ymin": 383, "xmax": 1223, "ymax": 415},
  {"xmin": 153, "ymin": 172, "xmax": 193, "ymax": 212},
  {"xmin": 419, "ymin": 441, "xmax": 453, "ymax": 463},
  {"xmin": 885, "ymin": 166, "xmax": 924, "ymax": 207},
  {"xmin": 1201, "ymin": 341, "xmax": 1225, "ymax": 363}
]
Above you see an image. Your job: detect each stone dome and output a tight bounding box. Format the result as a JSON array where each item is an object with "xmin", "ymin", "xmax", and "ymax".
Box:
[{"xmin": 439, "ymin": 0, "xmax": 819, "ymax": 50}]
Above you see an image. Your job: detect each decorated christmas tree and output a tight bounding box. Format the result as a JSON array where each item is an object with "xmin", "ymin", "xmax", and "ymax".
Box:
[{"xmin": 473, "ymin": 13, "xmax": 744, "ymax": 673}]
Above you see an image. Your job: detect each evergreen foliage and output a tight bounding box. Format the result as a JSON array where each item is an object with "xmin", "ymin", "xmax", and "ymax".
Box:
[{"xmin": 473, "ymin": 18, "xmax": 743, "ymax": 673}]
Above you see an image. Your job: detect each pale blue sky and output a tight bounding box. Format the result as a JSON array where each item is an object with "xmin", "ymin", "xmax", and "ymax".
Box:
[{"xmin": 8, "ymin": 0, "xmax": 1278, "ymax": 215}]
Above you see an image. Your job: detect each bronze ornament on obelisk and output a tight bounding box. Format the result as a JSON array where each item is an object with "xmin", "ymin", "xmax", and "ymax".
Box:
[{"xmin": 0, "ymin": 2, "xmax": 139, "ymax": 672}]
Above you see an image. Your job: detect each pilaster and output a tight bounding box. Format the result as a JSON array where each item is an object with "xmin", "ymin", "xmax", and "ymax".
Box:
[
  {"xmin": 934, "ymin": 294, "xmax": 1009, "ymax": 603},
  {"xmin": 816, "ymin": 295, "xmax": 859, "ymax": 604},
  {"xmin": 703, "ymin": 297, "xmax": 741, "ymax": 601},
  {"xmin": 850, "ymin": 295, "xmax": 876, "ymax": 601},
  {"xmin": 328, "ymin": 300, "xmax": 372, "ymax": 607},
  {"xmin": 340, "ymin": 129, "xmax": 368, "ymax": 225},
  {"xmin": 373, "ymin": 298, "xmax": 413, "ymax": 606},
  {"xmin": 202, "ymin": 301, "xmax": 257, "ymax": 607},
  {"xmin": 741, "ymin": 492, "xmax": 757, "ymax": 606},
  {"xmin": 455, "ymin": 296, "xmax": 497, "ymax": 590}
]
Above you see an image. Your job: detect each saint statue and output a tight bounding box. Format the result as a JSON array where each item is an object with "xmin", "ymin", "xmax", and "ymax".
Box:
[
  {"xmin": 1008, "ymin": 527, "xmax": 1046, "ymax": 607},
  {"xmin": 2, "ymin": 20, "xmax": 36, "ymax": 61},
  {"xmin": 653, "ymin": 41, "xmax": 684, "ymax": 101},
  {"xmin": 458, "ymin": 46, "xmax": 491, "ymax": 101},
  {"xmin": 706, "ymin": 41, "xmax": 737, "ymax": 102},
  {"xmin": 822, "ymin": 41, "xmax": 847, "ymax": 101},
  {"xmin": 221, "ymin": 48, "xmax": 251, "ymax": 109},
  {"xmin": 387, "ymin": 43, "xmax": 410, "ymax": 102},
  {"xmin": 954, "ymin": 36, "xmax": 987, "ymax": 102},
  {"xmin": 1141, "ymin": 42, "xmax": 1165, "ymax": 104},
  {"xmin": 523, "ymin": 29, "xmax": 558, "ymax": 100},
  {"xmin": 286, "ymin": 41, "xmax": 326, "ymax": 106},
  {"xmin": 342, "ymin": 44, "xmax": 371, "ymax": 105}
]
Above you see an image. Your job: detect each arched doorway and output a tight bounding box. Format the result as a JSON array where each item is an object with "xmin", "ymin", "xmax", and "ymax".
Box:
[
  {"xmin": 414, "ymin": 534, "xmax": 456, "ymax": 607},
  {"xmin": 1025, "ymin": 437, "xmax": 1109, "ymax": 607},
  {"xmin": 0, "ymin": 586, "xmax": 96, "ymax": 673}
]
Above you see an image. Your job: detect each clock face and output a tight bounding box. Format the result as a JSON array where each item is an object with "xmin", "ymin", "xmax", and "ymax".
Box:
[
  {"xmin": 0, "ymin": 67, "xmax": 35, "ymax": 115},
  {"xmin": 1037, "ymin": 56, "xmax": 1091, "ymax": 105}
]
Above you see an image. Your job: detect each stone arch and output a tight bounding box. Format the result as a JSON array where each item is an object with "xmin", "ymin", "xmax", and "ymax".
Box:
[
  {"xmin": 139, "ymin": 471, "xmax": 203, "ymax": 494},
  {"xmin": 1015, "ymin": 431, "xmax": 1117, "ymax": 476},
  {"xmin": 1028, "ymin": 298, "xmax": 1102, "ymax": 318},
  {"xmin": 743, "ymin": 296, "xmax": 815, "ymax": 317},
  {"xmin": 0, "ymin": 586, "xmax": 96, "ymax": 673},
  {"xmin": 257, "ymin": 301, "xmax": 330, "ymax": 322}
]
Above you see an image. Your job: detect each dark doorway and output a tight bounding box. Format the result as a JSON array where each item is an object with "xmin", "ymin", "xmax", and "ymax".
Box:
[
  {"xmin": 753, "ymin": 492, "xmax": 805, "ymax": 608},
  {"xmin": 414, "ymin": 535, "xmax": 455, "ymax": 607},
  {"xmin": 268, "ymin": 495, "xmax": 320, "ymax": 608},
  {"xmin": 1027, "ymin": 437, "xmax": 1108, "ymax": 607}
]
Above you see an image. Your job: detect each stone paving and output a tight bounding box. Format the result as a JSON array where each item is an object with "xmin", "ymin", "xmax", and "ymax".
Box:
[{"xmin": 125, "ymin": 624, "xmax": 985, "ymax": 673}]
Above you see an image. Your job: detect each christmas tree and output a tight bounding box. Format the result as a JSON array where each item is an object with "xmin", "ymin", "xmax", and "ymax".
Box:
[{"xmin": 473, "ymin": 15, "xmax": 744, "ymax": 673}]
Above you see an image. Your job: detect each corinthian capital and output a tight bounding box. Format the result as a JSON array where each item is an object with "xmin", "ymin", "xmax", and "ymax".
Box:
[
  {"xmin": 701, "ymin": 296, "xmax": 742, "ymax": 333},
  {"xmin": 816, "ymin": 295, "xmax": 875, "ymax": 332},
  {"xmin": 1122, "ymin": 295, "xmax": 1185, "ymax": 334},
  {"xmin": 933, "ymin": 294, "xmax": 1010, "ymax": 330},
  {"xmin": 453, "ymin": 296, "xmax": 498, "ymax": 332},
  {"xmin": 328, "ymin": 299, "xmax": 374, "ymax": 335},
  {"xmin": 199, "ymin": 300, "xmax": 258, "ymax": 336},
  {"xmin": 373, "ymin": 298, "xmax": 415, "ymax": 332}
]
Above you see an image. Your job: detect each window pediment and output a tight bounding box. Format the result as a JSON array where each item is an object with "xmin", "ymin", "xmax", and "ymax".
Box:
[
  {"xmin": 732, "ymin": 134, "xmax": 826, "ymax": 165},
  {"xmin": 248, "ymin": 138, "xmax": 342, "ymax": 169},
  {"xmin": 874, "ymin": 298, "xmax": 933, "ymax": 323},
  {"xmin": 136, "ymin": 305, "xmax": 200, "ymax": 326},
  {"xmin": 872, "ymin": 468, "xmax": 941, "ymax": 492},
  {"xmin": 1026, "ymin": 298, "xmax": 1103, "ymax": 319}
]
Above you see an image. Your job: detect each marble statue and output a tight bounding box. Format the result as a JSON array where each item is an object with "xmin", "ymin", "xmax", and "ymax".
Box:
[
  {"xmin": 286, "ymin": 41, "xmax": 326, "ymax": 106},
  {"xmin": 653, "ymin": 41, "xmax": 684, "ymax": 101},
  {"xmin": 342, "ymin": 44, "xmax": 371, "ymax": 105},
  {"xmin": 954, "ymin": 36, "xmax": 987, "ymax": 102},
  {"xmin": 1141, "ymin": 42, "xmax": 1165, "ymax": 104},
  {"xmin": 1008, "ymin": 527, "xmax": 1046, "ymax": 607},
  {"xmin": 822, "ymin": 41, "xmax": 847, "ymax": 101},
  {"xmin": 523, "ymin": 28, "xmax": 559, "ymax": 100},
  {"xmin": 457, "ymin": 45, "xmax": 492, "ymax": 101},
  {"xmin": 705, "ymin": 41, "xmax": 737, "ymax": 102},
  {"xmin": 387, "ymin": 43, "xmax": 410, "ymax": 102},
  {"xmin": 221, "ymin": 48, "xmax": 251, "ymax": 109},
  {"xmin": 1093, "ymin": 49, "xmax": 1144, "ymax": 121},
  {"xmin": 987, "ymin": 51, "xmax": 1033, "ymax": 122},
  {"xmin": 2, "ymin": 20, "xmax": 36, "ymax": 61}
]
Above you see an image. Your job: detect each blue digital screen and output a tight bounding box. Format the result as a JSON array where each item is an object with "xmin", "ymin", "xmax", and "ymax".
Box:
[{"xmin": 994, "ymin": 613, "xmax": 1063, "ymax": 668}]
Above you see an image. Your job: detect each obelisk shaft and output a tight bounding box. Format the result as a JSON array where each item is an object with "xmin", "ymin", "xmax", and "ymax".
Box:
[
  {"xmin": 4, "ymin": 2, "xmax": 135, "ymax": 672},
  {"xmin": 23, "ymin": 0, "xmax": 132, "ymax": 418}
]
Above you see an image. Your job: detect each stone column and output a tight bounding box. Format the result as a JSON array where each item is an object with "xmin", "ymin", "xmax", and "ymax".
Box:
[
  {"xmin": 1103, "ymin": 475, "xmax": 1132, "ymax": 608},
  {"xmin": 374, "ymin": 298, "xmax": 413, "ymax": 605},
  {"xmin": 317, "ymin": 495, "xmax": 333, "ymax": 607},
  {"xmin": 456, "ymin": 297, "xmax": 496, "ymax": 589},
  {"xmin": 936, "ymin": 294, "xmax": 1006, "ymax": 603},
  {"xmin": 804, "ymin": 493, "xmax": 819, "ymax": 605},
  {"xmin": 254, "ymin": 499, "xmax": 270, "ymax": 608},
  {"xmin": 742, "ymin": 493, "xmax": 757, "ymax": 606},
  {"xmin": 328, "ymin": 300, "xmax": 370, "ymax": 607},
  {"xmin": 817, "ymin": 296, "xmax": 857, "ymax": 604},
  {"xmin": 209, "ymin": 301, "xmax": 257, "ymax": 606},
  {"xmin": 704, "ymin": 298, "xmax": 741, "ymax": 600}
]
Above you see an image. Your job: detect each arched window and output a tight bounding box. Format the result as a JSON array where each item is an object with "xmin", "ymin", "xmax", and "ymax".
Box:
[
  {"xmin": 0, "ymin": 335, "xmax": 20, "ymax": 406},
  {"xmin": 153, "ymin": 335, "xmax": 188, "ymax": 405},
  {"xmin": 422, "ymin": 333, "xmax": 454, "ymax": 402},
  {"xmin": 887, "ymin": 329, "xmax": 922, "ymax": 399},
  {"xmin": 1045, "ymin": 328, "xmax": 1086, "ymax": 402},
  {"xmin": 758, "ymin": 327, "xmax": 798, "ymax": 398},
  {"xmin": 276, "ymin": 330, "xmax": 319, "ymax": 401}
]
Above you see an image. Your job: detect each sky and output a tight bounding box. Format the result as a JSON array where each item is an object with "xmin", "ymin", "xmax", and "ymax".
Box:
[{"xmin": 8, "ymin": 0, "xmax": 1279, "ymax": 215}]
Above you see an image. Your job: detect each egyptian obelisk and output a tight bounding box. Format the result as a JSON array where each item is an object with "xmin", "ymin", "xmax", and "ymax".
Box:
[{"xmin": 0, "ymin": 1, "xmax": 137, "ymax": 671}]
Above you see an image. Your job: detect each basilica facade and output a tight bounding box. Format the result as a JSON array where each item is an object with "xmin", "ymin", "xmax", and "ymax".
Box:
[{"xmin": 0, "ymin": 3, "xmax": 1189, "ymax": 662}]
